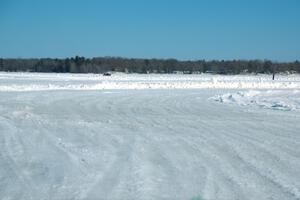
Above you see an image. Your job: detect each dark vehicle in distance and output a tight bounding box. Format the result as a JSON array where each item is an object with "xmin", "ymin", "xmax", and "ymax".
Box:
[{"xmin": 103, "ymin": 72, "xmax": 111, "ymax": 76}]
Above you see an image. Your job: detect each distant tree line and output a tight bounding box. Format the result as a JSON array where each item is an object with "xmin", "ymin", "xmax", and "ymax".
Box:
[{"xmin": 0, "ymin": 56, "xmax": 299, "ymax": 74}]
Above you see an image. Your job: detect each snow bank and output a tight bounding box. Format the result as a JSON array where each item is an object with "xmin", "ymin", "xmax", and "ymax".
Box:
[
  {"xmin": 0, "ymin": 72, "xmax": 300, "ymax": 91},
  {"xmin": 212, "ymin": 90, "xmax": 300, "ymax": 112}
]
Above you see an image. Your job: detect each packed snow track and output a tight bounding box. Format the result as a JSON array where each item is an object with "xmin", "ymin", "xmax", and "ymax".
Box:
[{"xmin": 0, "ymin": 73, "xmax": 300, "ymax": 200}]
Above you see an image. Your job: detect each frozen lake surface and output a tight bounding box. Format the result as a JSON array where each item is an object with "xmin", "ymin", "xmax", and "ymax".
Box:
[{"xmin": 0, "ymin": 72, "xmax": 300, "ymax": 200}]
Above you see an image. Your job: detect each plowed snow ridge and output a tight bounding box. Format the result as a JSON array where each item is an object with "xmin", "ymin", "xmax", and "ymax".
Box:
[
  {"xmin": 212, "ymin": 90, "xmax": 300, "ymax": 112},
  {"xmin": 0, "ymin": 72, "xmax": 300, "ymax": 91}
]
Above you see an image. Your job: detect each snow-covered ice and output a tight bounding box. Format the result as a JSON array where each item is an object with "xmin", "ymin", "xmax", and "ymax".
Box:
[{"xmin": 0, "ymin": 72, "xmax": 300, "ymax": 200}]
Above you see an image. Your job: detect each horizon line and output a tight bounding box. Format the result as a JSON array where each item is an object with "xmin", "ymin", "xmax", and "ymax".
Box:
[{"xmin": 1, "ymin": 56, "xmax": 299, "ymax": 63}]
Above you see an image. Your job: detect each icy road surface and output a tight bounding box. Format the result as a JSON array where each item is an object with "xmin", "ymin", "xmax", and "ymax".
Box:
[{"xmin": 0, "ymin": 73, "xmax": 300, "ymax": 200}]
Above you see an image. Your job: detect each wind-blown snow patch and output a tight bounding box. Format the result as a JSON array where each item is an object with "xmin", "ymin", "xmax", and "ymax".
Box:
[{"xmin": 212, "ymin": 90, "xmax": 300, "ymax": 112}]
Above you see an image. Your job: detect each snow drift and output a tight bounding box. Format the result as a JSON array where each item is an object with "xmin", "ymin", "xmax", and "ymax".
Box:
[{"xmin": 212, "ymin": 90, "xmax": 300, "ymax": 112}]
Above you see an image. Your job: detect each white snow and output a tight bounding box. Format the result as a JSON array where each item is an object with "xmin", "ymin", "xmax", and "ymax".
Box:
[
  {"xmin": 1, "ymin": 72, "xmax": 300, "ymax": 200},
  {"xmin": 0, "ymin": 72, "xmax": 300, "ymax": 91},
  {"xmin": 211, "ymin": 90, "xmax": 300, "ymax": 112}
]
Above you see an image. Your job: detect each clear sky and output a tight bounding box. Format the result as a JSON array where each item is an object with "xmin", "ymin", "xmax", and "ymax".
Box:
[{"xmin": 0, "ymin": 0, "xmax": 299, "ymax": 61}]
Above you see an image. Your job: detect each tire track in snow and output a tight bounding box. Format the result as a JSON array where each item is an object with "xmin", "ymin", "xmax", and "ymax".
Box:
[{"xmin": 1, "ymin": 90, "xmax": 300, "ymax": 200}]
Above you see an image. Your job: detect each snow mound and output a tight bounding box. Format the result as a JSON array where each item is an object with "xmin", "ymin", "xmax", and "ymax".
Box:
[{"xmin": 212, "ymin": 90, "xmax": 300, "ymax": 112}]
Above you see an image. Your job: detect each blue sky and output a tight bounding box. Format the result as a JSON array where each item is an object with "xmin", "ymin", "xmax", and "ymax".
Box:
[{"xmin": 0, "ymin": 0, "xmax": 299, "ymax": 61}]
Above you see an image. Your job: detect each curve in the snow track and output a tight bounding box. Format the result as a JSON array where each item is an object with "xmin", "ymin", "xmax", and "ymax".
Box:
[{"xmin": 0, "ymin": 90, "xmax": 300, "ymax": 200}]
